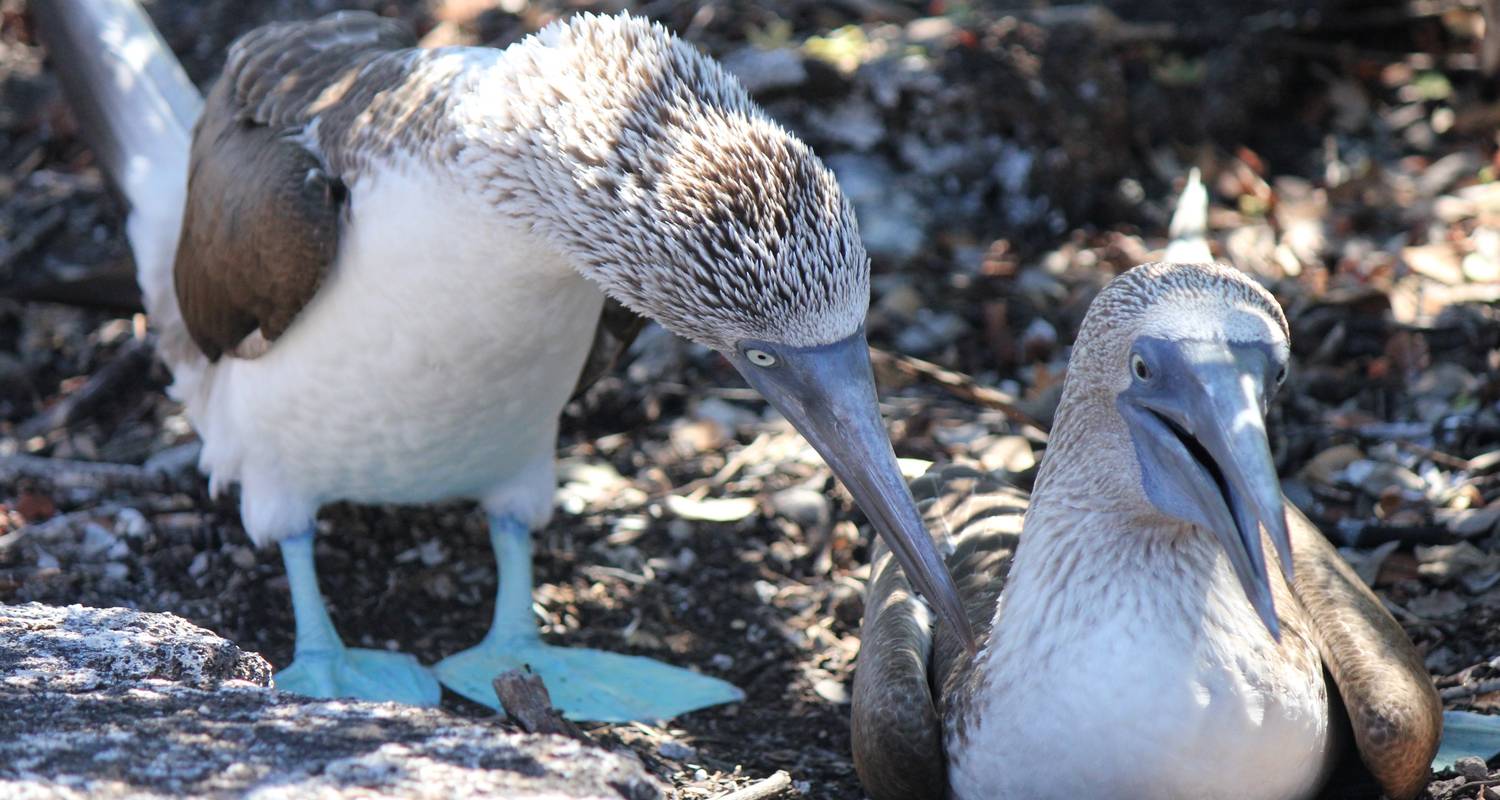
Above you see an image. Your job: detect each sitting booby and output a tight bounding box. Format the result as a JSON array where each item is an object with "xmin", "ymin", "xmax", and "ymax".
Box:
[
  {"xmin": 851, "ymin": 262, "xmax": 1442, "ymax": 799},
  {"xmin": 35, "ymin": 0, "xmax": 971, "ymax": 721}
]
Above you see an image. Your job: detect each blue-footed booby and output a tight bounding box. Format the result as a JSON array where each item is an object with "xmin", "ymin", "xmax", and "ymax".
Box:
[
  {"xmin": 35, "ymin": 0, "xmax": 971, "ymax": 721},
  {"xmin": 851, "ymin": 262, "xmax": 1442, "ymax": 799}
]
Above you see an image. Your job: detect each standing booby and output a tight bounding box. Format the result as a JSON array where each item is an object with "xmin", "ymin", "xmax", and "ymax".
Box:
[
  {"xmin": 851, "ymin": 262, "xmax": 1442, "ymax": 799},
  {"xmin": 35, "ymin": 1, "xmax": 972, "ymax": 721}
]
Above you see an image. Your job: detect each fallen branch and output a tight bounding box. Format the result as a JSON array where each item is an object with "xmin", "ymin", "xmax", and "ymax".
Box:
[
  {"xmin": 7, "ymin": 502, "xmax": 123, "ymax": 542},
  {"xmin": 713, "ymin": 771, "xmax": 793, "ymax": 800},
  {"xmin": 869, "ymin": 347, "xmax": 1048, "ymax": 431},
  {"xmin": 492, "ymin": 668, "xmax": 589, "ymax": 741},
  {"xmin": 1483, "ymin": 0, "xmax": 1500, "ymax": 77},
  {"xmin": 0, "ymin": 205, "xmax": 66, "ymax": 275},
  {"xmin": 1394, "ymin": 439, "xmax": 1472, "ymax": 471},
  {"xmin": 15, "ymin": 339, "xmax": 154, "ymax": 439},
  {"xmin": 1441, "ymin": 678, "xmax": 1500, "ymax": 702},
  {"xmin": 0, "ymin": 453, "xmax": 181, "ymax": 495}
]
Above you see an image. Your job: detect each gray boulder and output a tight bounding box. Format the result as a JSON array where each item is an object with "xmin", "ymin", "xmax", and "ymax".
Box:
[{"xmin": 0, "ymin": 603, "xmax": 661, "ymax": 799}]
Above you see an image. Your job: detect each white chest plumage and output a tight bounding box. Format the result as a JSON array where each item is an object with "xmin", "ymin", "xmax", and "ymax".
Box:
[
  {"xmin": 947, "ymin": 524, "xmax": 1334, "ymax": 800},
  {"xmin": 187, "ymin": 158, "xmax": 605, "ymax": 545}
]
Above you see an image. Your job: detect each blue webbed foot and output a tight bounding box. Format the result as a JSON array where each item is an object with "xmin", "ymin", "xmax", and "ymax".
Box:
[
  {"xmin": 274, "ymin": 530, "xmax": 440, "ymax": 706},
  {"xmin": 437, "ymin": 512, "xmax": 743, "ymax": 722},
  {"xmin": 276, "ymin": 647, "xmax": 441, "ymax": 706},
  {"xmin": 434, "ymin": 636, "xmax": 743, "ymax": 722}
]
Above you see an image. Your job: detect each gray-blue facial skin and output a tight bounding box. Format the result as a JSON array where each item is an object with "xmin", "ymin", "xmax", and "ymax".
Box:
[
  {"xmin": 728, "ymin": 328, "xmax": 975, "ymax": 651},
  {"xmin": 1117, "ymin": 335, "xmax": 1291, "ymax": 639}
]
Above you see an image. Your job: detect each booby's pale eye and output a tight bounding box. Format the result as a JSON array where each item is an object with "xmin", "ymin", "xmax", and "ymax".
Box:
[
  {"xmin": 1130, "ymin": 353, "xmax": 1151, "ymax": 381},
  {"xmin": 745, "ymin": 348, "xmax": 778, "ymax": 368},
  {"xmin": 1275, "ymin": 364, "xmax": 1288, "ymax": 386}
]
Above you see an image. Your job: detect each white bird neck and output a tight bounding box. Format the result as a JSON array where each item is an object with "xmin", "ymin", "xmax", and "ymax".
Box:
[{"xmin": 988, "ymin": 503, "xmax": 1228, "ymax": 653}]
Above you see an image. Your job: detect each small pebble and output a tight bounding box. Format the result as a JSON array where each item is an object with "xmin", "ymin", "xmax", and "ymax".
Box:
[
  {"xmin": 826, "ymin": 582, "xmax": 864, "ymax": 627},
  {"xmin": 1456, "ymin": 756, "xmax": 1490, "ymax": 780},
  {"xmin": 80, "ymin": 523, "xmax": 117, "ymax": 559},
  {"xmin": 693, "ymin": 768, "xmax": 708, "ymax": 782},
  {"xmin": 813, "ymin": 677, "xmax": 850, "ymax": 704},
  {"xmin": 769, "ymin": 487, "xmax": 830, "ymax": 529},
  {"xmin": 658, "ymin": 740, "xmax": 696, "ymax": 761},
  {"xmin": 230, "ymin": 547, "xmax": 257, "ymax": 570},
  {"xmin": 113, "ymin": 507, "xmax": 151, "ymax": 539},
  {"xmin": 35, "ymin": 548, "xmax": 60, "ymax": 571}
]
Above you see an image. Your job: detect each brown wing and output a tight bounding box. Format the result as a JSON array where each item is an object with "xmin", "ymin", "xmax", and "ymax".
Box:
[
  {"xmin": 570, "ymin": 299, "xmax": 647, "ymax": 399},
  {"xmin": 172, "ymin": 13, "xmax": 415, "ymax": 360},
  {"xmin": 851, "ymin": 464, "xmax": 1025, "ymax": 800},
  {"xmin": 1287, "ymin": 503, "xmax": 1442, "ymax": 800}
]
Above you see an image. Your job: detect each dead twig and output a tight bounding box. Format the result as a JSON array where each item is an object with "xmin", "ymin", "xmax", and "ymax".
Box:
[
  {"xmin": 1441, "ymin": 678, "xmax": 1500, "ymax": 701},
  {"xmin": 869, "ymin": 347, "xmax": 1047, "ymax": 431},
  {"xmin": 1395, "ymin": 440, "xmax": 1472, "ymax": 471},
  {"xmin": 665, "ymin": 432, "xmax": 772, "ymax": 499},
  {"xmin": 0, "ymin": 453, "xmax": 180, "ymax": 495},
  {"xmin": 713, "ymin": 771, "xmax": 794, "ymax": 800},
  {"xmin": 0, "ymin": 204, "xmax": 66, "ymax": 275},
  {"xmin": 16, "ymin": 339, "xmax": 154, "ymax": 439},
  {"xmin": 492, "ymin": 668, "xmax": 589, "ymax": 741},
  {"xmin": 9, "ymin": 502, "xmax": 124, "ymax": 541},
  {"xmin": 1483, "ymin": 0, "xmax": 1500, "ymax": 78}
]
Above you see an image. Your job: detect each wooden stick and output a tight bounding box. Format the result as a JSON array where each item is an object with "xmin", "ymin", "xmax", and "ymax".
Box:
[
  {"xmin": 713, "ymin": 771, "xmax": 793, "ymax": 800},
  {"xmin": 492, "ymin": 668, "xmax": 589, "ymax": 741},
  {"xmin": 15, "ymin": 340, "xmax": 153, "ymax": 439},
  {"xmin": 868, "ymin": 347, "xmax": 1047, "ymax": 431},
  {"xmin": 0, "ymin": 453, "xmax": 180, "ymax": 494},
  {"xmin": 1441, "ymin": 678, "xmax": 1500, "ymax": 701}
]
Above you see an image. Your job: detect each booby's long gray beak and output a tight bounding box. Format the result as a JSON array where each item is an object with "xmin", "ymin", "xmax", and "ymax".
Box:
[
  {"xmin": 729, "ymin": 330, "xmax": 975, "ymax": 651},
  {"xmin": 1119, "ymin": 337, "xmax": 1292, "ymax": 640}
]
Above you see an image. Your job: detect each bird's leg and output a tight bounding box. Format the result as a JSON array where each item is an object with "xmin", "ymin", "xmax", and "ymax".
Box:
[
  {"xmin": 481, "ymin": 513, "xmax": 542, "ymax": 646},
  {"xmin": 281, "ymin": 530, "xmax": 343, "ymax": 653},
  {"xmin": 272, "ymin": 530, "xmax": 441, "ymax": 706},
  {"xmin": 433, "ymin": 513, "xmax": 745, "ymax": 722}
]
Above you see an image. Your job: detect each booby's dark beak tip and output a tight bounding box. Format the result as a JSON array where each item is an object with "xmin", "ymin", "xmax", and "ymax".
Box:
[
  {"xmin": 729, "ymin": 330, "xmax": 975, "ymax": 651},
  {"xmin": 1121, "ymin": 337, "xmax": 1292, "ymax": 641}
]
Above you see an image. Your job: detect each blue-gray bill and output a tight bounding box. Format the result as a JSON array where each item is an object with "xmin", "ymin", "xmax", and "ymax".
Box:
[
  {"xmin": 730, "ymin": 330, "xmax": 976, "ymax": 651},
  {"xmin": 1119, "ymin": 337, "xmax": 1292, "ymax": 639}
]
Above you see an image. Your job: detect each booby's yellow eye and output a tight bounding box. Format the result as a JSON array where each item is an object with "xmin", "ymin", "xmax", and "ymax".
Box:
[
  {"xmin": 746, "ymin": 349, "xmax": 778, "ymax": 367},
  {"xmin": 1131, "ymin": 353, "xmax": 1151, "ymax": 381}
]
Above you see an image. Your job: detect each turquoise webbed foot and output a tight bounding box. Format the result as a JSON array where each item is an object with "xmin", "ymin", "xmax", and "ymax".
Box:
[
  {"xmin": 273, "ymin": 530, "xmax": 440, "ymax": 706},
  {"xmin": 276, "ymin": 646, "xmax": 441, "ymax": 706},
  {"xmin": 435, "ymin": 635, "xmax": 744, "ymax": 722},
  {"xmin": 435, "ymin": 513, "xmax": 743, "ymax": 722}
]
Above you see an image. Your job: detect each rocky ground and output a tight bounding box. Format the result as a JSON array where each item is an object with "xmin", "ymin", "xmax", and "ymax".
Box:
[
  {"xmin": 2, "ymin": 0, "xmax": 1500, "ymax": 798},
  {"xmin": 1, "ymin": 603, "xmax": 661, "ymax": 798}
]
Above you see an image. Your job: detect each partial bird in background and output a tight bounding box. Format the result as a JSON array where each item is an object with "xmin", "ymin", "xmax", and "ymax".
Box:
[{"xmin": 1163, "ymin": 166, "xmax": 1212, "ymax": 264}]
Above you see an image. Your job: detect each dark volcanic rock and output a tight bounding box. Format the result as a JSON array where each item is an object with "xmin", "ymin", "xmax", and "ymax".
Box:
[{"xmin": 0, "ymin": 603, "xmax": 660, "ymax": 799}]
